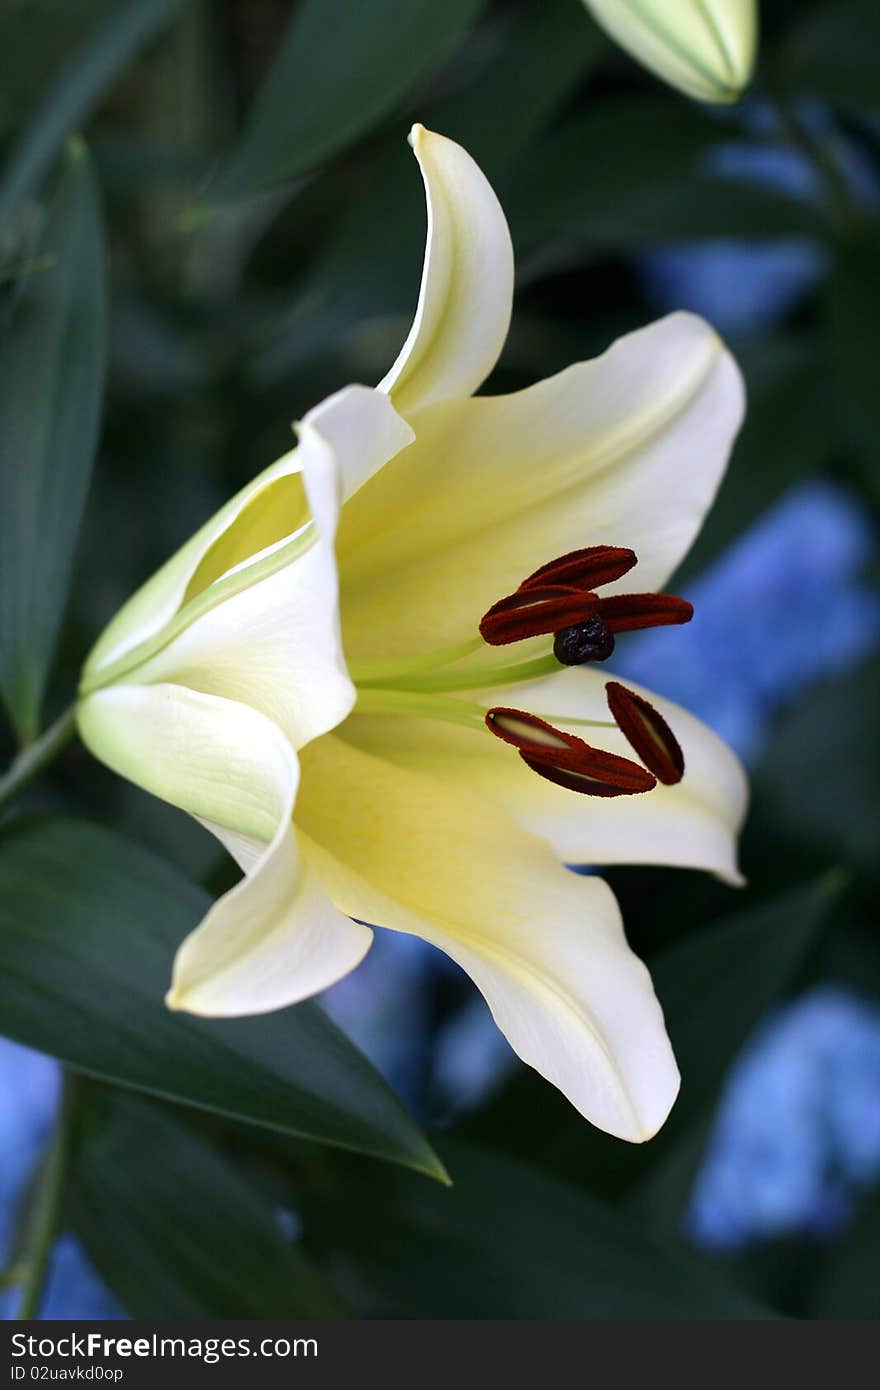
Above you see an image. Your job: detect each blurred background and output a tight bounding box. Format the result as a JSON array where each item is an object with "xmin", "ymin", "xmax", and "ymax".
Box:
[{"xmin": 1, "ymin": 0, "xmax": 879, "ymax": 1319}]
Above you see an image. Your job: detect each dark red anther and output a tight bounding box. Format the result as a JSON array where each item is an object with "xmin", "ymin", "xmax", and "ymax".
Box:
[
  {"xmin": 519, "ymin": 545, "xmax": 638, "ymax": 593},
  {"xmin": 598, "ymin": 593, "xmax": 693, "ymax": 633},
  {"xmin": 606, "ymin": 682, "xmax": 684, "ymax": 786},
  {"xmin": 485, "ymin": 707, "xmax": 657, "ymax": 798},
  {"xmin": 479, "ymin": 586, "xmax": 599, "ymax": 646}
]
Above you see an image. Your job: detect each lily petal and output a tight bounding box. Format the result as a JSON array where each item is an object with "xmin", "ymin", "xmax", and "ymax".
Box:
[
  {"xmin": 378, "ymin": 125, "xmax": 514, "ymax": 419},
  {"xmin": 297, "ymin": 733, "xmax": 679, "ymax": 1141},
  {"xmin": 584, "ymin": 0, "xmax": 757, "ymax": 105},
  {"xmin": 341, "ymin": 313, "xmax": 744, "ymax": 661},
  {"xmin": 344, "ymin": 667, "xmax": 748, "ymax": 886},
  {"xmin": 77, "ymin": 683, "xmax": 372, "ymax": 1014},
  {"xmin": 85, "ymin": 386, "xmax": 413, "ymax": 750}
]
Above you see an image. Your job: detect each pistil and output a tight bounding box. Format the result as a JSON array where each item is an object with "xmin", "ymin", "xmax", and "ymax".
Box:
[{"xmin": 350, "ymin": 543, "xmax": 692, "ymax": 799}]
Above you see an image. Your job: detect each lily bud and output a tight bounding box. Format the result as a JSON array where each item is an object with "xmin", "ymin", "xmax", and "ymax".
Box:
[{"xmin": 583, "ymin": 0, "xmax": 757, "ymax": 105}]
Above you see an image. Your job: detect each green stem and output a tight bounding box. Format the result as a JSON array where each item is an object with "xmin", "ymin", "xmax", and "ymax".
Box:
[
  {"xmin": 0, "ymin": 705, "xmax": 78, "ymax": 814},
  {"xmin": 771, "ymin": 90, "xmax": 858, "ymax": 233},
  {"xmin": 0, "ymin": 1263, "xmax": 26, "ymax": 1291},
  {"xmin": 15, "ymin": 1072, "xmax": 80, "ymax": 1320}
]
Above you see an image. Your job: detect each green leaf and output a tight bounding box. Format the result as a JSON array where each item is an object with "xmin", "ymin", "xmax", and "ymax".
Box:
[
  {"xmin": 463, "ymin": 878, "xmax": 838, "ymax": 1203},
  {"xmin": 69, "ymin": 1089, "xmax": 344, "ymax": 1318},
  {"xmin": 610, "ymin": 877, "xmax": 837, "ymax": 1229},
  {"xmin": 208, "ymin": 0, "xmax": 485, "ymax": 204},
  {"xmin": 809, "ymin": 1186, "xmax": 880, "ymax": 1319},
  {"xmin": 307, "ymin": 1140, "xmax": 774, "ymax": 1318},
  {"xmin": 826, "ymin": 231, "xmax": 880, "ymax": 505},
  {"xmin": 429, "ymin": 0, "xmax": 606, "ymax": 186},
  {"xmin": 0, "ymin": 817, "xmax": 444, "ymax": 1181},
  {"xmin": 505, "ymin": 99, "xmax": 826, "ymax": 253},
  {"xmin": 752, "ymin": 656, "xmax": 880, "ymax": 875},
  {"xmin": 0, "ymin": 0, "xmax": 187, "ymax": 233},
  {"xmin": 650, "ymin": 876, "xmax": 841, "ymax": 1132},
  {"xmin": 778, "ymin": 0, "xmax": 880, "ymax": 115},
  {"xmin": 0, "ymin": 141, "xmax": 106, "ymax": 742}
]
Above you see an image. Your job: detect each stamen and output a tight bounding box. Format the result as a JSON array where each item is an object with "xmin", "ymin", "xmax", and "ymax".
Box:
[
  {"xmin": 485, "ymin": 708, "xmax": 572, "ymax": 751},
  {"xmin": 486, "ymin": 706, "xmax": 657, "ymax": 798},
  {"xmin": 606, "ymin": 682, "xmax": 684, "ymax": 785},
  {"xmin": 480, "ymin": 586, "xmax": 599, "ymax": 646},
  {"xmin": 598, "ymin": 593, "xmax": 693, "ymax": 633},
  {"xmin": 519, "ymin": 546, "xmax": 638, "ymax": 593},
  {"xmin": 553, "ymin": 615, "xmax": 615, "ymax": 666}
]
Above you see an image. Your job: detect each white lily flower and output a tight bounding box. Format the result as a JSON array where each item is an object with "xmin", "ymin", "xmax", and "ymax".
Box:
[
  {"xmin": 583, "ymin": 0, "xmax": 757, "ymax": 104},
  {"xmin": 79, "ymin": 126, "xmax": 747, "ymax": 1142}
]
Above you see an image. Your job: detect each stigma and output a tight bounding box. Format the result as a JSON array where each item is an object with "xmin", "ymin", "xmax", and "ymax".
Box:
[{"xmin": 480, "ymin": 544, "xmax": 690, "ymax": 796}]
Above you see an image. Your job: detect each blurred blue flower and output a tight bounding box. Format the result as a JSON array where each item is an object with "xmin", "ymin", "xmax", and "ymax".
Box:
[
  {"xmin": 321, "ymin": 928, "xmax": 449, "ymax": 1117},
  {"xmin": 689, "ymin": 985, "xmax": 880, "ymax": 1249},
  {"xmin": 614, "ymin": 479, "xmax": 880, "ymax": 760},
  {"xmin": 0, "ymin": 1039, "xmax": 123, "ymax": 1321},
  {"xmin": 639, "ymin": 239, "xmax": 823, "ymax": 331},
  {"xmin": 639, "ymin": 101, "xmax": 879, "ymax": 334}
]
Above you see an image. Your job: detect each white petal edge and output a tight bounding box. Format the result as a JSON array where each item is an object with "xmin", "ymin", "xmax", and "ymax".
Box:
[
  {"xmin": 77, "ymin": 683, "xmax": 372, "ymax": 1015},
  {"xmin": 341, "ymin": 313, "xmax": 745, "ymax": 661},
  {"xmin": 378, "ymin": 124, "xmax": 514, "ymax": 418},
  {"xmin": 297, "ymin": 733, "xmax": 680, "ymax": 1142}
]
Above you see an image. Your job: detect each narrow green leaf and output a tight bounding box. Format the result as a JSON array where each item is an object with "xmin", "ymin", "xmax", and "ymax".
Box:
[
  {"xmin": 70, "ymin": 1089, "xmax": 344, "ymax": 1318},
  {"xmin": 505, "ymin": 99, "xmax": 826, "ymax": 252},
  {"xmin": 208, "ymin": 0, "xmax": 485, "ymax": 204},
  {"xmin": 650, "ymin": 876, "xmax": 841, "ymax": 1131},
  {"xmin": 0, "ymin": 141, "xmax": 106, "ymax": 741},
  {"xmin": 752, "ymin": 656, "xmax": 880, "ymax": 874},
  {"xmin": 778, "ymin": 0, "xmax": 880, "ymax": 115},
  {"xmin": 307, "ymin": 1141, "xmax": 774, "ymax": 1318},
  {"xmin": 0, "ymin": 818, "xmax": 444, "ymax": 1180},
  {"xmin": 826, "ymin": 232, "xmax": 880, "ymax": 505},
  {"xmin": 809, "ymin": 1186, "xmax": 880, "ymax": 1319},
  {"xmin": 0, "ymin": 0, "xmax": 187, "ymax": 232}
]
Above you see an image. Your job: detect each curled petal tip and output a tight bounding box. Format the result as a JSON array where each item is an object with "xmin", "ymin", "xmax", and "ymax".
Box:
[{"xmin": 164, "ymin": 985, "xmax": 184, "ymax": 1012}]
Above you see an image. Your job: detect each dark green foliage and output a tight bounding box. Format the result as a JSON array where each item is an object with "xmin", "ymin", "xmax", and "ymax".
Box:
[
  {"xmin": 0, "ymin": 143, "xmax": 106, "ymax": 740},
  {"xmin": 1, "ymin": 0, "xmax": 878, "ymax": 1321},
  {"xmin": 69, "ymin": 1089, "xmax": 345, "ymax": 1318},
  {"xmin": 0, "ymin": 818, "xmax": 444, "ymax": 1179}
]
